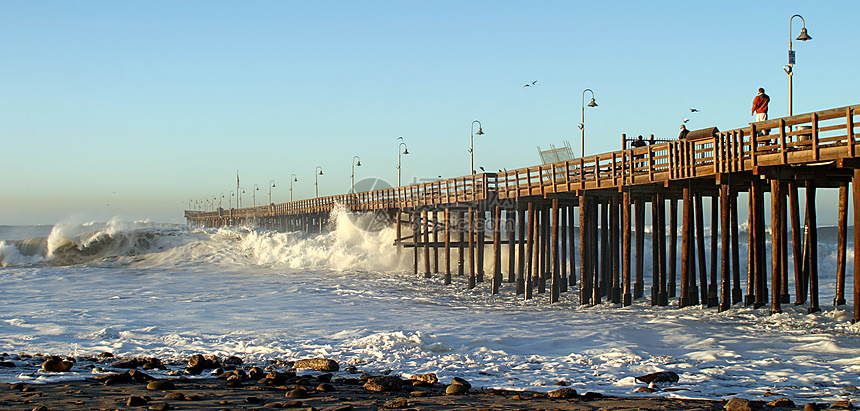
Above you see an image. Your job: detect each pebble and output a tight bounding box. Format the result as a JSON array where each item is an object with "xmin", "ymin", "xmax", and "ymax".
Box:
[
  {"xmin": 146, "ymin": 380, "xmax": 176, "ymax": 391},
  {"xmin": 294, "ymin": 358, "xmax": 339, "ymax": 372},
  {"xmin": 724, "ymin": 397, "xmax": 753, "ymax": 411},
  {"xmin": 127, "ymin": 395, "xmax": 148, "ymax": 406},
  {"xmin": 409, "ymin": 373, "xmax": 438, "ymax": 385},
  {"xmin": 445, "ymin": 384, "xmax": 469, "ymax": 395},
  {"xmin": 383, "ymin": 398, "xmax": 409, "ymax": 408},
  {"xmin": 635, "ymin": 370, "xmax": 679, "ymax": 384},
  {"xmin": 548, "ymin": 387, "xmax": 578, "ymax": 399}
]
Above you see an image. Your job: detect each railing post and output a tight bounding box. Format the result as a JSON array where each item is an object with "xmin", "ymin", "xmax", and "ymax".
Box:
[
  {"xmin": 812, "ymin": 113, "xmax": 820, "ymax": 161},
  {"xmin": 848, "ymin": 107, "xmax": 856, "ymax": 157},
  {"xmin": 779, "ymin": 119, "xmax": 787, "ymax": 164}
]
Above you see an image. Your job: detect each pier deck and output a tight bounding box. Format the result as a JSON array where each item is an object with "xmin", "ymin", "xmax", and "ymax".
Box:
[{"xmin": 186, "ymin": 104, "xmax": 860, "ymax": 321}]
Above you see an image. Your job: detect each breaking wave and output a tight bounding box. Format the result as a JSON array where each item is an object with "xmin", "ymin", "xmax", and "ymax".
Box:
[{"xmin": 0, "ymin": 207, "xmax": 407, "ymax": 272}]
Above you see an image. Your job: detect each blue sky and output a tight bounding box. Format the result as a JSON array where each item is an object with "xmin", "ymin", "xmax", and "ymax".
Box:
[{"xmin": 1, "ymin": 1, "xmax": 857, "ymax": 225}]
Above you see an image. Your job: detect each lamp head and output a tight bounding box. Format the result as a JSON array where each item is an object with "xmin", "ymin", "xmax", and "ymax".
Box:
[
  {"xmin": 475, "ymin": 127, "xmax": 484, "ymax": 135},
  {"xmin": 356, "ymin": 160, "xmax": 361, "ymax": 167},
  {"xmin": 403, "ymin": 148, "xmax": 409, "ymax": 155},
  {"xmin": 293, "ymin": 177, "xmax": 298, "ymax": 182},
  {"xmin": 318, "ymin": 170, "xmax": 324, "ymax": 175},
  {"xmin": 796, "ymin": 27, "xmax": 811, "ymax": 41},
  {"xmin": 271, "ymin": 183, "xmax": 276, "ymax": 187},
  {"xmin": 588, "ymin": 98, "xmax": 598, "ymax": 108}
]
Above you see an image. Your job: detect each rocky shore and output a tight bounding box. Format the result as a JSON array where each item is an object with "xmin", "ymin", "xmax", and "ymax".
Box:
[{"xmin": 0, "ymin": 352, "xmax": 849, "ymax": 410}]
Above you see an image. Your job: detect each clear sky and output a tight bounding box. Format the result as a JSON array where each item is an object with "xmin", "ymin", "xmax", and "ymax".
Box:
[{"xmin": 1, "ymin": 0, "xmax": 857, "ymax": 225}]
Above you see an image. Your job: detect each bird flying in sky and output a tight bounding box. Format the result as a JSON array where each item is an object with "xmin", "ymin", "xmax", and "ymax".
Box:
[
  {"xmin": 523, "ymin": 81, "xmax": 537, "ymax": 87},
  {"xmin": 690, "ymin": 108, "xmax": 699, "ymax": 112}
]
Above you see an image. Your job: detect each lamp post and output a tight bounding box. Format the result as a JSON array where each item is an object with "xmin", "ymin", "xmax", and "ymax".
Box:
[
  {"xmin": 290, "ymin": 174, "xmax": 298, "ymax": 202},
  {"xmin": 253, "ymin": 184, "xmax": 259, "ymax": 208},
  {"xmin": 239, "ymin": 188, "xmax": 245, "ymax": 208},
  {"xmin": 212, "ymin": 196, "xmax": 217, "ymax": 210},
  {"xmin": 397, "ymin": 141, "xmax": 409, "ymax": 186},
  {"xmin": 579, "ymin": 89, "xmax": 598, "ymax": 158},
  {"xmin": 230, "ymin": 192, "xmax": 235, "ymax": 209},
  {"xmin": 784, "ymin": 14, "xmax": 812, "ymax": 117},
  {"xmin": 315, "ymin": 166, "xmax": 324, "ymax": 198},
  {"xmin": 268, "ymin": 180, "xmax": 276, "ymax": 205},
  {"xmin": 220, "ymin": 193, "xmax": 225, "ymax": 209},
  {"xmin": 469, "ymin": 120, "xmax": 484, "ymax": 175},
  {"xmin": 351, "ymin": 156, "xmax": 362, "ymax": 193}
]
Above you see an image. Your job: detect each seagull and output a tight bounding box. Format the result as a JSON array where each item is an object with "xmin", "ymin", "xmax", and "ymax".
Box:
[
  {"xmin": 479, "ymin": 166, "xmax": 485, "ymax": 171},
  {"xmin": 397, "ymin": 136, "xmax": 403, "ymax": 140},
  {"xmin": 523, "ymin": 81, "xmax": 537, "ymax": 87},
  {"xmin": 690, "ymin": 108, "xmax": 699, "ymax": 112},
  {"xmin": 683, "ymin": 118, "xmax": 689, "ymax": 123}
]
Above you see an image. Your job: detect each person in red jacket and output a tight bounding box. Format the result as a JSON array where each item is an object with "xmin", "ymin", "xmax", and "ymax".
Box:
[
  {"xmin": 751, "ymin": 88, "xmax": 769, "ymax": 121},
  {"xmin": 751, "ymin": 87, "xmax": 770, "ymax": 136}
]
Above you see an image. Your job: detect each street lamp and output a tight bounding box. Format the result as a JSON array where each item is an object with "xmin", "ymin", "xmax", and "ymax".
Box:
[
  {"xmin": 579, "ymin": 89, "xmax": 598, "ymax": 158},
  {"xmin": 290, "ymin": 174, "xmax": 298, "ymax": 202},
  {"xmin": 230, "ymin": 192, "xmax": 235, "ymax": 209},
  {"xmin": 784, "ymin": 14, "xmax": 811, "ymax": 116},
  {"xmin": 397, "ymin": 140, "xmax": 409, "ymax": 186},
  {"xmin": 315, "ymin": 166, "xmax": 324, "ymax": 198},
  {"xmin": 470, "ymin": 120, "xmax": 484, "ymax": 175},
  {"xmin": 253, "ymin": 184, "xmax": 260, "ymax": 207},
  {"xmin": 351, "ymin": 156, "xmax": 362, "ymax": 193},
  {"xmin": 268, "ymin": 180, "xmax": 276, "ymax": 205},
  {"xmin": 239, "ymin": 188, "xmax": 245, "ymax": 208},
  {"xmin": 220, "ymin": 193, "xmax": 225, "ymax": 209}
]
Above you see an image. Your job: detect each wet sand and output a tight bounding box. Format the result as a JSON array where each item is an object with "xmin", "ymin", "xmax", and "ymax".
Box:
[{"xmin": 1, "ymin": 377, "xmax": 728, "ymax": 411}]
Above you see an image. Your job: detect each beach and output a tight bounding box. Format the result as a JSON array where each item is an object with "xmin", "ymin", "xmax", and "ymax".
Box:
[{"xmin": 1, "ymin": 219, "xmax": 859, "ymax": 408}]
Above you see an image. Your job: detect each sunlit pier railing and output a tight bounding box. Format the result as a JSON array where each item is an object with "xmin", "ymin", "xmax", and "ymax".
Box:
[{"xmin": 186, "ymin": 104, "xmax": 859, "ymax": 218}]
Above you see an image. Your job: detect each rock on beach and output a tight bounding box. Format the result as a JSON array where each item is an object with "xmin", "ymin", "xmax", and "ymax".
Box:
[{"xmin": 293, "ymin": 358, "xmax": 339, "ymax": 372}]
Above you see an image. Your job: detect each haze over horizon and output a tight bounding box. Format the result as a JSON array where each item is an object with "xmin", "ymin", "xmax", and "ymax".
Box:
[{"xmin": 2, "ymin": 1, "xmax": 858, "ymax": 225}]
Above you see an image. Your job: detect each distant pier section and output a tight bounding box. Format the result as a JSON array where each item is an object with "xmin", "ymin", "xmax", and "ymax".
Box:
[{"xmin": 186, "ymin": 104, "xmax": 860, "ymax": 322}]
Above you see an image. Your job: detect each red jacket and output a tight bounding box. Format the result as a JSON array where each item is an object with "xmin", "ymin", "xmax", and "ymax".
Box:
[{"xmin": 752, "ymin": 93, "xmax": 769, "ymax": 114}]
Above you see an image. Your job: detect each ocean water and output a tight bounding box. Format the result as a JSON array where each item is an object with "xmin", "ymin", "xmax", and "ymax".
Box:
[{"xmin": 0, "ymin": 208, "xmax": 859, "ymax": 403}]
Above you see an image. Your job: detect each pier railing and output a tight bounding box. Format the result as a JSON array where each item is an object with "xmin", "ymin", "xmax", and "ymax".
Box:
[
  {"xmin": 186, "ymin": 104, "xmax": 858, "ymax": 220},
  {"xmin": 496, "ymin": 104, "xmax": 859, "ymax": 198}
]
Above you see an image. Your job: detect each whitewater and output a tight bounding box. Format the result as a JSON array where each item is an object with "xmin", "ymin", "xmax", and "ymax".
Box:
[{"xmin": 1, "ymin": 208, "xmax": 859, "ymax": 403}]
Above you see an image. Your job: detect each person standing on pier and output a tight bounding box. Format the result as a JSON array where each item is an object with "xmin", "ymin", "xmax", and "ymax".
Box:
[
  {"xmin": 678, "ymin": 124, "xmax": 690, "ymax": 139},
  {"xmin": 751, "ymin": 88, "xmax": 769, "ymax": 121},
  {"xmin": 751, "ymin": 87, "xmax": 770, "ymax": 136}
]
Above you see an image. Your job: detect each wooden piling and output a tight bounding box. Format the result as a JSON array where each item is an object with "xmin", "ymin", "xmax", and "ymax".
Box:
[
  {"xmin": 444, "ymin": 208, "xmax": 451, "ymax": 285},
  {"xmin": 622, "ymin": 191, "xmax": 632, "ymax": 306},
  {"xmin": 719, "ymin": 183, "xmax": 731, "ymax": 312},
  {"xmin": 805, "ymin": 181, "xmax": 820, "ymax": 313},
  {"xmin": 770, "ymin": 179, "xmax": 783, "ymax": 314},
  {"xmin": 668, "ymin": 198, "xmax": 678, "ymax": 299},
  {"xmin": 579, "ymin": 195, "xmax": 591, "ymax": 305},
  {"xmin": 477, "ymin": 209, "xmax": 485, "ymax": 283},
  {"xmin": 695, "ymin": 193, "xmax": 708, "ymax": 308},
  {"xmin": 423, "ymin": 209, "xmax": 431, "ymax": 278},
  {"xmin": 492, "ymin": 205, "xmax": 502, "ymax": 295},
  {"xmin": 853, "ymin": 170, "xmax": 860, "ymax": 323},
  {"xmin": 517, "ymin": 205, "xmax": 526, "ymax": 294},
  {"xmin": 680, "ymin": 186, "xmax": 692, "ymax": 308},
  {"xmin": 835, "ymin": 182, "xmax": 848, "ymax": 306},
  {"xmin": 526, "ymin": 202, "xmax": 535, "ymax": 300},
  {"xmin": 634, "ymin": 199, "xmax": 645, "ymax": 299},
  {"xmin": 468, "ymin": 207, "xmax": 476, "ymax": 289},
  {"xmin": 551, "ymin": 198, "xmax": 560, "ymax": 303}
]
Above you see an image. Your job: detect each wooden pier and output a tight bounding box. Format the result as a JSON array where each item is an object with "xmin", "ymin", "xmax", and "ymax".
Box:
[{"xmin": 186, "ymin": 104, "xmax": 860, "ymax": 321}]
